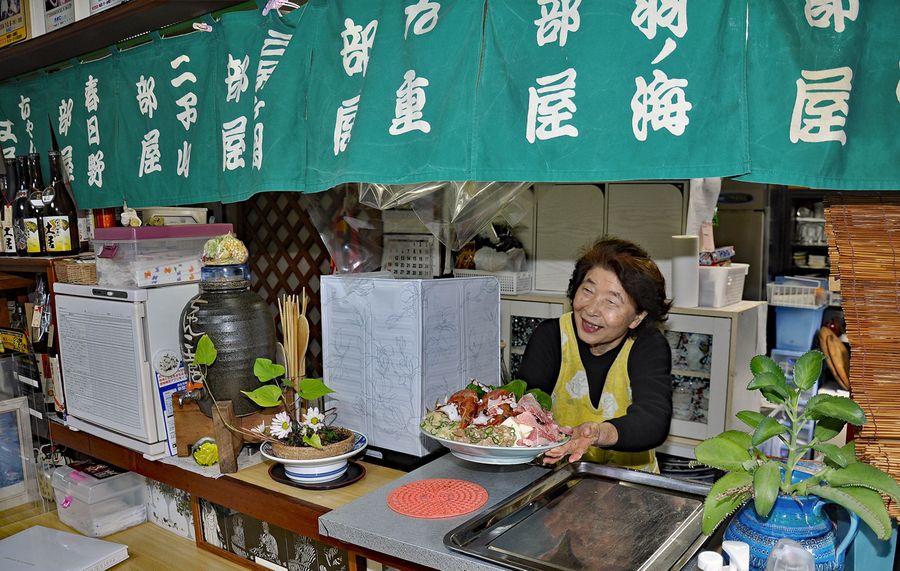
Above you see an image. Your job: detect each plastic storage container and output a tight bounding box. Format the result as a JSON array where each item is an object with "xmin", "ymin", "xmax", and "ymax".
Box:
[
  {"xmin": 698, "ymin": 263, "xmax": 749, "ymax": 307},
  {"xmin": 94, "ymin": 224, "xmax": 232, "ymax": 288},
  {"xmin": 768, "ymin": 277, "xmax": 827, "ymax": 351},
  {"xmin": 52, "ymin": 465, "xmax": 147, "ymax": 537}
]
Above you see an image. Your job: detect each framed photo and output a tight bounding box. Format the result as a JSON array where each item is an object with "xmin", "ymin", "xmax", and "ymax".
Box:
[{"xmin": 0, "ymin": 396, "xmax": 36, "ymax": 511}]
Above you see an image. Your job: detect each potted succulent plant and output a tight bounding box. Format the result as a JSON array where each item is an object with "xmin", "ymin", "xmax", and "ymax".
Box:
[
  {"xmin": 695, "ymin": 349, "xmax": 900, "ymax": 571},
  {"xmin": 194, "ymin": 334, "xmax": 363, "ymax": 483}
]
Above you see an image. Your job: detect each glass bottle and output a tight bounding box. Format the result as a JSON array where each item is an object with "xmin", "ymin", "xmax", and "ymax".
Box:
[
  {"xmin": 12, "ymin": 156, "xmax": 38, "ymax": 256},
  {"xmin": 26, "ymin": 153, "xmax": 46, "ymax": 256},
  {"xmin": 0, "ymin": 172, "xmax": 13, "ymax": 255},
  {"xmin": 40, "ymin": 150, "xmax": 79, "ymax": 256}
]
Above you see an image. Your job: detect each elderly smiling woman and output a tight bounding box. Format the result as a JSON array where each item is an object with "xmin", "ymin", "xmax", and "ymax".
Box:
[{"xmin": 517, "ymin": 236, "xmax": 673, "ymax": 473}]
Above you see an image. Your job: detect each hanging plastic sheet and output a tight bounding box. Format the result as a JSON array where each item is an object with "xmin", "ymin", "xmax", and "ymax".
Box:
[
  {"xmin": 299, "ymin": 184, "xmax": 383, "ymax": 274},
  {"xmin": 360, "ymin": 181, "xmax": 530, "ymax": 251}
]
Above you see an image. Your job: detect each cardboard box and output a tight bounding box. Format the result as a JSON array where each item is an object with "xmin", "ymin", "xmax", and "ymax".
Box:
[{"xmin": 322, "ymin": 275, "xmax": 501, "ymax": 457}]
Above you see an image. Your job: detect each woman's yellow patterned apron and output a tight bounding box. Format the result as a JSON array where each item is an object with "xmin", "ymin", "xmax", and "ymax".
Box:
[{"xmin": 550, "ymin": 312, "xmax": 659, "ymax": 473}]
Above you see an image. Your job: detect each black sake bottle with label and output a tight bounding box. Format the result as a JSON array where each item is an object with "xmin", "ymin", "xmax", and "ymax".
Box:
[{"xmin": 40, "ymin": 150, "xmax": 79, "ymax": 256}]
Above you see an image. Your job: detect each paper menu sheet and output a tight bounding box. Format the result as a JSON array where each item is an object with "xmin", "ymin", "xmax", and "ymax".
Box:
[{"xmin": 322, "ymin": 276, "xmax": 500, "ymax": 457}]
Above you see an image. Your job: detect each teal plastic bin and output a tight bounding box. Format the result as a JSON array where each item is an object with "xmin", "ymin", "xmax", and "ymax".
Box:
[{"xmin": 774, "ymin": 305, "xmax": 826, "ymax": 352}]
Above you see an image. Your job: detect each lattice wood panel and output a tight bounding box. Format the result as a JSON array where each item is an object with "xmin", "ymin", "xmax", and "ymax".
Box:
[
  {"xmin": 233, "ymin": 192, "xmax": 333, "ymax": 377},
  {"xmin": 826, "ymin": 193, "xmax": 900, "ymax": 519}
]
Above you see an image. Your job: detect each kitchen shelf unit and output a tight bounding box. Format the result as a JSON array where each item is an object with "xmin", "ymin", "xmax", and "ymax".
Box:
[{"xmin": 500, "ymin": 294, "xmax": 568, "ymax": 378}]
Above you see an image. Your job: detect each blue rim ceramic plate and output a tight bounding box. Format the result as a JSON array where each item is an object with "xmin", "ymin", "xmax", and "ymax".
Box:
[
  {"xmin": 259, "ymin": 431, "xmax": 367, "ymax": 466},
  {"xmin": 421, "ymin": 428, "xmax": 568, "ymax": 465}
]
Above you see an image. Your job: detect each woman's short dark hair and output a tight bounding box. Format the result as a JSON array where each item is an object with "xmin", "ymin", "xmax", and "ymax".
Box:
[{"xmin": 566, "ymin": 236, "xmax": 671, "ymax": 334}]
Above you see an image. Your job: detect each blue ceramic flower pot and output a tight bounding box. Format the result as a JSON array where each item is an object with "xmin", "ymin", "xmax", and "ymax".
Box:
[{"xmin": 723, "ymin": 494, "xmax": 859, "ymax": 571}]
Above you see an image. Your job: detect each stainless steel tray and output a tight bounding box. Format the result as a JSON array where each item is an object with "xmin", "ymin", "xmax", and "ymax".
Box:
[{"xmin": 444, "ymin": 462, "xmax": 711, "ymax": 571}]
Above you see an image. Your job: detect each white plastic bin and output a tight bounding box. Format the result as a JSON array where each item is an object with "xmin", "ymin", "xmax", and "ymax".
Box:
[
  {"xmin": 52, "ymin": 465, "xmax": 147, "ymax": 537},
  {"xmin": 698, "ymin": 263, "xmax": 749, "ymax": 307}
]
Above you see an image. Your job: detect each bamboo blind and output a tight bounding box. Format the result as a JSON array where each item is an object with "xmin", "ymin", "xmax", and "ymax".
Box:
[{"xmin": 825, "ymin": 193, "xmax": 900, "ymax": 518}]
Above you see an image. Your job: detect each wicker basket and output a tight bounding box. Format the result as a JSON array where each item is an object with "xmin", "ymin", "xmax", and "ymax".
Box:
[{"xmin": 55, "ymin": 258, "xmax": 98, "ymax": 285}]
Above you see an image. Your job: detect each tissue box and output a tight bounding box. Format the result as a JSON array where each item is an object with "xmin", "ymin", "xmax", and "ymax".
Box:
[
  {"xmin": 52, "ymin": 462, "xmax": 146, "ymax": 537},
  {"xmin": 322, "ymin": 275, "xmax": 501, "ymax": 457}
]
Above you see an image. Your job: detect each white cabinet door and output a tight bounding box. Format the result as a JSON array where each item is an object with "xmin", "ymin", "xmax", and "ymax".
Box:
[
  {"xmin": 533, "ymin": 184, "xmax": 605, "ymax": 293},
  {"xmin": 501, "ymin": 299, "xmax": 565, "ymax": 378},
  {"xmin": 663, "ymin": 313, "xmax": 732, "ymax": 441}
]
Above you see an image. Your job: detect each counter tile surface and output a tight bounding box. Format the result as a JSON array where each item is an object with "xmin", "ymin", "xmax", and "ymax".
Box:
[{"xmin": 318, "ymin": 454, "xmax": 551, "ymax": 571}]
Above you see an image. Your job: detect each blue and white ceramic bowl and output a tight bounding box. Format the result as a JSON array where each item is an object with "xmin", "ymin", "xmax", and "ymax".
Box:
[{"xmin": 260, "ymin": 431, "xmax": 367, "ymax": 484}]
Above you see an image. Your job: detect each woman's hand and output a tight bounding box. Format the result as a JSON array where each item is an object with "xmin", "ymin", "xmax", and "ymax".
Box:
[{"xmin": 542, "ymin": 422, "xmax": 619, "ymax": 464}]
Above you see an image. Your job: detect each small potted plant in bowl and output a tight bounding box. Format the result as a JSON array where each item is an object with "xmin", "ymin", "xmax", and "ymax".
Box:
[
  {"xmin": 695, "ymin": 350, "xmax": 900, "ymax": 571},
  {"xmin": 194, "ymin": 334, "xmax": 365, "ymax": 484}
]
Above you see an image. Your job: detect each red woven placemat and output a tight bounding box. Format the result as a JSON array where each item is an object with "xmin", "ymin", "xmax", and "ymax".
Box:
[{"xmin": 386, "ymin": 479, "xmax": 489, "ymax": 519}]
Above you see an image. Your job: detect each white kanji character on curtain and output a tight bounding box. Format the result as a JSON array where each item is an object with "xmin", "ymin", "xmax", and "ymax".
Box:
[
  {"xmin": 135, "ymin": 75, "xmax": 158, "ymax": 118},
  {"xmin": 225, "ymin": 54, "xmax": 250, "ymax": 103},
  {"xmin": 84, "ymin": 75, "xmax": 100, "ymax": 112},
  {"xmin": 526, "ymin": 68, "xmax": 579, "ymax": 143},
  {"xmin": 535, "ymin": 0, "xmax": 581, "ymax": 47},
  {"xmin": 222, "ymin": 117, "xmax": 248, "ymax": 171},
  {"xmin": 341, "ymin": 18, "xmax": 378, "ymax": 77},
  {"xmin": 631, "ymin": 0, "xmax": 687, "ymax": 40},
  {"xmin": 790, "ymin": 67, "xmax": 853, "ymax": 145},
  {"xmin": 58, "ymin": 98, "xmax": 74, "ymax": 136},
  {"xmin": 804, "ymin": 0, "xmax": 858, "ymax": 33},
  {"xmin": 389, "ymin": 70, "xmax": 431, "ymax": 135},
  {"xmin": 334, "ymin": 95, "xmax": 361, "ymax": 155},
  {"xmin": 404, "ymin": 0, "xmax": 440, "ymax": 39},
  {"xmin": 87, "ymin": 150, "xmax": 105, "ymax": 187},
  {"xmin": 177, "ymin": 141, "xmax": 192, "ymax": 178},
  {"xmin": 175, "ymin": 93, "xmax": 199, "ymax": 131},
  {"xmin": 138, "ymin": 129, "xmax": 162, "ymax": 177},
  {"xmin": 631, "ymin": 69, "xmax": 692, "ymax": 141}
]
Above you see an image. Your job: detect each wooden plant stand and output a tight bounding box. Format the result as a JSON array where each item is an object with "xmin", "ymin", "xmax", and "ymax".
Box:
[{"xmin": 172, "ymin": 393, "xmax": 280, "ymax": 474}]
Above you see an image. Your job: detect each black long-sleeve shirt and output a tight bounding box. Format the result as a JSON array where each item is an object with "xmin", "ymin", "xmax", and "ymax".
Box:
[{"xmin": 516, "ymin": 315, "xmax": 673, "ymax": 452}]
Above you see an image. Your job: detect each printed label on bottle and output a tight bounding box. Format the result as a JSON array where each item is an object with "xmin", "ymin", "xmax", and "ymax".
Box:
[
  {"xmin": 77, "ymin": 216, "xmax": 91, "ymax": 244},
  {"xmin": 0, "ymin": 206, "xmax": 13, "ymax": 253},
  {"xmin": 43, "ymin": 216, "xmax": 72, "ymax": 252},
  {"xmin": 24, "ymin": 217, "xmax": 41, "ymax": 253}
]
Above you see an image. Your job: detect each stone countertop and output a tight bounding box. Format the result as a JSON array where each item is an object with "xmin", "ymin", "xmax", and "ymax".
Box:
[{"xmin": 318, "ymin": 454, "xmax": 551, "ymax": 571}]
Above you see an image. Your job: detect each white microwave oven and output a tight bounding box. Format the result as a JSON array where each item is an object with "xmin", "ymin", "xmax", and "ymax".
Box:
[{"xmin": 54, "ymin": 283, "xmax": 199, "ymax": 458}]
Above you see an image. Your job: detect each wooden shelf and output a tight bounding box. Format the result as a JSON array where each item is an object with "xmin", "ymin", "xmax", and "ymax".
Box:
[{"xmin": 0, "ymin": 0, "xmax": 245, "ymax": 82}]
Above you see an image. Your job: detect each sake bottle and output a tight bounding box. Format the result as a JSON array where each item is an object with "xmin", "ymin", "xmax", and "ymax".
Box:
[
  {"xmin": 40, "ymin": 151, "xmax": 79, "ymax": 256},
  {"xmin": 12, "ymin": 156, "xmax": 39, "ymax": 256},
  {"xmin": 0, "ymin": 169, "xmax": 13, "ymax": 255},
  {"xmin": 26, "ymin": 153, "xmax": 46, "ymax": 256}
]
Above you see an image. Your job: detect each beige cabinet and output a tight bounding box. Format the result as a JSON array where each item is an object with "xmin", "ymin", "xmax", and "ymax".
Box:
[{"xmin": 500, "ymin": 295, "xmax": 568, "ymax": 378}]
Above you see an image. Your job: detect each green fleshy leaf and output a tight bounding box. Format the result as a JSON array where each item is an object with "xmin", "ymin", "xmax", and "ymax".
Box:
[
  {"xmin": 302, "ymin": 433, "xmax": 323, "ymax": 449},
  {"xmin": 241, "ymin": 385, "xmax": 282, "ymax": 408},
  {"xmin": 718, "ymin": 430, "xmax": 753, "ymax": 450},
  {"xmin": 736, "ymin": 410, "xmax": 768, "ymax": 431},
  {"xmin": 500, "ymin": 379, "xmax": 527, "ymax": 400},
  {"xmin": 814, "ymin": 417, "xmax": 846, "ymax": 442},
  {"xmin": 760, "ymin": 388, "xmax": 787, "ymax": 405},
  {"xmin": 805, "ymin": 394, "xmax": 866, "ymax": 426},
  {"xmin": 297, "ymin": 377, "xmax": 335, "ymax": 401},
  {"xmin": 253, "ymin": 358, "xmax": 285, "ymax": 383},
  {"xmin": 814, "ymin": 443, "xmax": 854, "ymax": 468},
  {"xmin": 525, "ymin": 388, "xmax": 553, "ymax": 411},
  {"xmin": 195, "ymin": 334, "xmax": 217, "ymax": 366},
  {"xmin": 748, "ymin": 372, "xmax": 792, "ymax": 403},
  {"xmin": 840, "ymin": 441, "xmax": 858, "ymax": 463},
  {"xmin": 753, "ymin": 461, "xmax": 783, "ymax": 517},
  {"xmin": 792, "ymin": 350, "xmax": 825, "ymax": 391},
  {"xmin": 695, "ymin": 434, "xmax": 753, "ymax": 471},
  {"xmin": 750, "ymin": 355, "xmax": 784, "ymax": 378},
  {"xmin": 809, "ymin": 485, "xmax": 893, "ymax": 540},
  {"xmin": 826, "ymin": 463, "xmax": 900, "ymax": 503},
  {"xmin": 751, "ymin": 417, "xmax": 789, "ymax": 446},
  {"xmin": 702, "ymin": 471, "xmax": 753, "ymax": 535}
]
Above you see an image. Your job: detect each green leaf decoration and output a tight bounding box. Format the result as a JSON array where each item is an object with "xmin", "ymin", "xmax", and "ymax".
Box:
[
  {"xmin": 750, "ymin": 355, "xmax": 784, "ymax": 379},
  {"xmin": 195, "ymin": 334, "xmax": 217, "ymax": 366},
  {"xmin": 718, "ymin": 430, "xmax": 753, "ymax": 450},
  {"xmin": 240, "ymin": 385, "xmax": 282, "ymax": 408},
  {"xmin": 792, "ymin": 350, "xmax": 824, "ymax": 391},
  {"xmin": 297, "ymin": 377, "xmax": 335, "ymax": 401},
  {"xmin": 695, "ymin": 435, "xmax": 753, "ymax": 471},
  {"xmin": 826, "ymin": 463, "xmax": 900, "ymax": 503},
  {"xmin": 753, "ymin": 461, "xmax": 783, "ymax": 517},
  {"xmin": 805, "ymin": 394, "xmax": 867, "ymax": 426},
  {"xmin": 751, "ymin": 417, "xmax": 789, "ymax": 446},
  {"xmin": 526, "ymin": 388, "xmax": 553, "ymax": 411},
  {"xmin": 303, "ymin": 433, "xmax": 323, "ymax": 449},
  {"xmin": 500, "ymin": 379, "xmax": 527, "ymax": 400},
  {"xmin": 748, "ymin": 372, "xmax": 792, "ymax": 403},
  {"xmin": 759, "ymin": 388, "xmax": 788, "ymax": 405},
  {"xmin": 814, "ymin": 417, "xmax": 847, "ymax": 442},
  {"xmin": 809, "ymin": 485, "xmax": 893, "ymax": 541},
  {"xmin": 736, "ymin": 410, "xmax": 768, "ymax": 431},
  {"xmin": 840, "ymin": 440, "xmax": 858, "ymax": 463},
  {"xmin": 465, "ymin": 382, "xmax": 488, "ymax": 397},
  {"xmin": 814, "ymin": 443, "xmax": 854, "ymax": 468},
  {"xmin": 253, "ymin": 358, "xmax": 285, "ymax": 383},
  {"xmin": 702, "ymin": 471, "xmax": 753, "ymax": 535}
]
